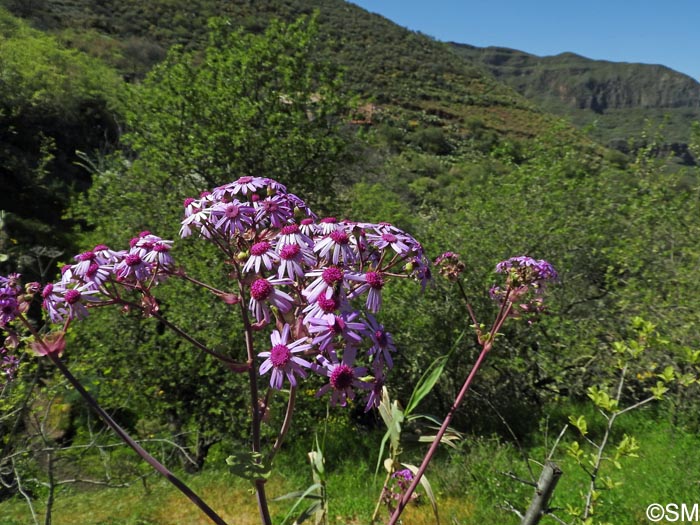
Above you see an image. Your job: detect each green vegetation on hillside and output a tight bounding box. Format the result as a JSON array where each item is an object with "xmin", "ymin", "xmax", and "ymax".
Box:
[{"xmin": 2, "ymin": 2, "xmax": 700, "ymax": 524}]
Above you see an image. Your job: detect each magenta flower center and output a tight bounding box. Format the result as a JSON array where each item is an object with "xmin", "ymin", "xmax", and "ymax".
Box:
[
  {"xmin": 86, "ymin": 263, "xmax": 99, "ymax": 278},
  {"xmin": 280, "ymin": 244, "xmax": 300, "ymax": 260},
  {"xmin": 365, "ymin": 271, "xmax": 384, "ymax": 289},
  {"xmin": 237, "ymin": 176, "xmax": 253, "ymax": 184},
  {"xmin": 330, "ymin": 230, "xmax": 349, "ymax": 245},
  {"xmin": 330, "ymin": 316, "xmax": 346, "ymax": 334},
  {"xmin": 270, "ymin": 344, "xmax": 291, "ymax": 367},
  {"xmin": 381, "ymin": 233, "xmax": 397, "ymax": 243},
  {"xmin": 125, "ymin": 254, "xmax": 142, "ymax": 267},
  {"xmin": 375, "ymin": 330, "xmax": 388, "ymax": 347},
  {"xmin": 330, "ymin": 364, "xmax": 354, "ymax": 390},
  {"xmin": 183, "ymin": 197, "xmax": 195, "ymax": 208},
  {"xmin": 281, "ymin": 224, "xmax": 299, "ymax": 235},
  {"xmin": 300, "ymin": 218, "xmax": 314, "ymax": 226},
  {"xmin": 250, "ymin": 279, "xmax": 272, "ymax": 300},
  {"xmin": 64, "ymin": 289, "xmax": 82, "ymax": 305},
  {"xmin": 224, "ymin": 204, "xmax": 240, "ymax": 218},
  {"xmin": 251, "ymin": 241, "xmax": 271, "ymax": 256},
  {"xmin": 263, "ymin": 199, "xmax": 278, "ymax": 212},
  {"xmin": 320, "ymin": 217, "xmax": 337, "ymax": 224},
  {"xmin": 42, "ymin": 284, "xmax": 54, "ymax": 299},
  {"xmin": 322, "ymin": 266, "xmax": 344, "ymax": 285},
  {"xmin": 317, "ymin": 295, "xmax": 337, "ymax": 313},
  {"xmin": 76, "ymin": 251, "xmax": 95, "ymax": 262},
  {"xmin": 154, "ymin": 243, "xmax": 170, "ymax": 253}
]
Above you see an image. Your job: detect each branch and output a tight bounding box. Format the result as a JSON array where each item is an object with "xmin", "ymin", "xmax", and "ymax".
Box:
[{"xmin": 520, "ymin": 461, "xmax": 563, "ymax": 525}]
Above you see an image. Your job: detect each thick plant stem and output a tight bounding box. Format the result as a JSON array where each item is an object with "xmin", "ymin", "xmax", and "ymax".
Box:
[
  {"xmin": 239, "ymin": 299, "xmax": 272, "ymax": 525},
  {"xmin": 45, "ymin": 352, "xmax": 229, "ymax": 525},
  {"xmin": 387, "ymin": 342, "xmax": 491, "ymax": 525},
  {"xmin": 388, "ymin": 298, "xmax": 513, "ymax": 525}
]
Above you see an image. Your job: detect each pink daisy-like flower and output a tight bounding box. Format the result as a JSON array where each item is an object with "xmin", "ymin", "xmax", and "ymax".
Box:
[
  {"xmin": 314, "ymin": 228, "xmax": 357, "ymax": 265},
  {"xmin": 243, "ymin": 241, "xmax": 279, "ymax": 275},
  {"xmin": 314, "ymin": 347, "xmax": 369, "ymax": 407},
  {"xmin": 42, "ymin": 283, "xmax": 100, "ymax": 323},
  {"xmin": 254, "ymin": 195, "xmax": 293, "ymax": 228},
  {"xmin": 348, "ymin": 270, "xmax": 385, "ymax": 313},
  {"xmin": 302, "ymin": 292, "xmax": 344, "ymax": 321},
  {"xmin": 219, "ymin": 176, "xmax": 269, "ymax": 196},
  {"xmin": 276, "ymin": 223, "xmax": 312, "ymax": 250},
  {"xmin": 115, "ymin": 252, "xmax": 152, "ymax": 282},
  {"xmin": 277, "ymin": 242, "xmax": 315, "ymax": 281},
  {"xmin": 318, "ymin": 217, "xmax": 340, "ymax": 235},
  {"xmin": 306, "ymin": 311, "xmax": 366, "ymax": 352},
  {"xmin": 299, "ymin": 218, "xmax": 318, "ymax": 237},
  {"xmin": 258, "ymin": 324, "xmax": 312, "ymax": 390},
  {"xmin": 142, "ymin": 240, "xmax": 175, "ymax": 270},
  {"xmin": 365, "ymin": 227, "xmax": 412, "ymax": 256},
  {"xmin": 209, "ymin": 199, "xmax": 255, "ymax": 237},
  {"xmin": 365, "ymin": 314, "xmax": 396, "ymax": 369},
  {"xmin": 248, "ymin": 277, "xmax": 294, "ymax": 323},
  {"xmin": 302, "ymin": 266, "xmax": 365, "ymax": 304}
]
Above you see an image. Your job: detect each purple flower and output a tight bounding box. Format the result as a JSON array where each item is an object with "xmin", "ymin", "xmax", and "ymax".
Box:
[
  {"xmin": 254, "ymin": 195, "xmax": 293, "ymax": 228},
  {"xmin": 243, "ymin": 241, "xmax": 279, "ymax": 275},
  {"xmin": 314, "ymin": 228, "xmax": 357, "ymax": 265},
  {"xmin": 216, "ymin": 176, "xmax": 269, "ymax": 196},
  {"xmin": 209, "ymin": 199, "xmax": 255, "ymax": 237},
  {"xmin": 348, "ymin": 270, "xmax": 385, "ymax": 313},
  {"xmin": 303, "ymin": 266, "xmax": 365, "ymax": 304},
  {"xmin": 42, "ymin": 282, "xmax": 100, "ymax": 323},
  {"xmin": 306, "ymin": 311, "xmax": 366, "ymax": 352},
  {"xmin": 314, "ymin": 347, "xmax": 369, "ymax": 407},
  {"xmin": 365, "ymin": 225, "xmax": 412, "ymax": 256},
  {"xmin": 495, "ymin": 256, "xmax": 558, "ymax": 291},
  {"xmin": 365, "ymin": 314, "xmax": 396, "ymax": 369},
  {"xmin": 258, "ymin": 324, "xmax": 312, "ymax": 389},
  {"xmin": 0, "ymin": 287, "xmax": 19, "ymax": 327},
  {"xmin": 115, "ymin": 252, "xmax": 152, "ymax": 282},
  {"xmin": 277, "ymin": 243, "xmax": 314, "ymax": 281},
  {"xmin": 180, "ymin": 196, "xmax": 215, "ymax": 238},
  {"xmin": 318, "ymin": 217, "xmax": 340, "ymax": 235},
  {"xmin": 276, "ymin": 223, "xmax": 312, "ymax": 250},
  {"xmin": 302, "ymin": 292, "xmax": 343, "ymax": 321},
  {"xmin": 248, "ymin": 277, "xmax": 294, "ymax": 323}
]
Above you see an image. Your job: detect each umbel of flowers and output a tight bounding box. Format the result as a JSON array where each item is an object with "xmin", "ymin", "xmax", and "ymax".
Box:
[{"xmin": 37, "ymin": 176, "xmax": 430, "ymax": 411}]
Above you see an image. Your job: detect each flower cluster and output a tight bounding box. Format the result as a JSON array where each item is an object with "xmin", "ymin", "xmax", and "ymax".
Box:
[
  {"xmin": 1, "ymin": 274, "xmax": 34, "ymax": 384},
  {"xmin": 434, "ymin": 251, "xmax": 465, "ymax": 281},
  {"xmin": 181, "ymin": 176, "xmax": 430, "ymax": 409},
  {"xmin": 42, "ymin": 232, "xmax": 175, "ymax": 325},
  {"xmin": 491, "ymin": 256, "xmax": 558, "ymax": 319},
  {"xmin": 382, "ymin": 468, "xmax": 418, "ymax": 506}
]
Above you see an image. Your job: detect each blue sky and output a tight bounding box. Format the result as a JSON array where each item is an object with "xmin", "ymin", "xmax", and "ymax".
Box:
[{"xmin": 348, "ymin": 1, "xmax": 700, "ymax": 81}]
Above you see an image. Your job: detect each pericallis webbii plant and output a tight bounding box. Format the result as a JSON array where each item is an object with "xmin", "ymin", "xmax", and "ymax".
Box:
[
  {"xmin": 1, "ymin": 176, "xmax": 432, "ymax": 525},
  {"xmin": 0, "ymin": 176, "xmax": 559, "ymax": 525}
]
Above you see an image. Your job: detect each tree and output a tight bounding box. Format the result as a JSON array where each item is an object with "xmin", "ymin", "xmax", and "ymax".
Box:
[{"xmin": 122, "ymin": 13, "xmax": 351, "ymax": 211}]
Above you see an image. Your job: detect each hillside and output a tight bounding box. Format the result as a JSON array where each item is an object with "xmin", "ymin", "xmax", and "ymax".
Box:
[
  {"xmin": 0, "ymin": 0, "xmax": 572, "ymax": 141},
  {"xmin": 450, "ymin": 42, "xmax": 700, "ymax": 156}
]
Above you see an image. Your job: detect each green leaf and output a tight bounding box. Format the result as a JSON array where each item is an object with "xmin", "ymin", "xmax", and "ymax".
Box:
[
  {"xmin": 226, "ymin": 451, "xmax": 271, "ymax": 481},
  {"xmin": 404, "ymin": 331, "xmax": 464, "ymax": 416},
  {"xmin": 568, "ymin": 414, "xmax": 588, "ymax": 436},
  {"xmin": 402, "ymin": 463, "xmax": 439, "ymax": 525},
  {"xmin": 657, "ymin": 365, "xmax": 675, "ymax": 383}
]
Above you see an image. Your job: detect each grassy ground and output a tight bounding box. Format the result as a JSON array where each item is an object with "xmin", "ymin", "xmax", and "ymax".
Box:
[{"xmin": 2, "ymin": 413, "xmax": 699, "ymax": 524}]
